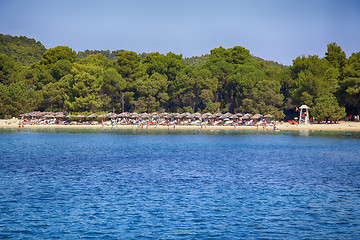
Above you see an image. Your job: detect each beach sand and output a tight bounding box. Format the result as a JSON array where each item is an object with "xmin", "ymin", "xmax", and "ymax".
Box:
[{"xmin": 1, "ymin": 119, "xmax": 360, "ymax": 132}]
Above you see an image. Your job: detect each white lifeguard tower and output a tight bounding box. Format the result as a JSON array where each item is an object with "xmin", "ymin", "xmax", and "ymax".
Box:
[{"xmin": 299, "ymin": 105, "xmax": 309, "ymax": 124}]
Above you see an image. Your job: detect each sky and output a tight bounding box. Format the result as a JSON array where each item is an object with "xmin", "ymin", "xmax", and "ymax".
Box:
[{"xmin": 0, "ymin": 0, "xmax": 359, "ymax": 65}]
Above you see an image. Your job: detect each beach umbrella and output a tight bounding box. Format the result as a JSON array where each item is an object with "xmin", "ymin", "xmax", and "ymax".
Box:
[
  {"xmin": 219, "ymin": 112, "xmax": 231, "ymax": 119},
  {"xmin": 220, "ymin": 113, "xmax": 231, "ymax": 119},
  {"xmin": 213, "ymin": 112, "xmax": 222, "ymax": 118},
  {"xmin": 251, "ymin": 114, "xmax": 262, "ymax": 119},
  {"xmin": 43, "ymin": 114, "xmax": 56, "ymax": 118},
  {"xmin": 236, "ymin": 113, "xmax": 243, "ymax": 117},
  {"xmin": 66, "ymin": 114, "xmax": 75, "ymax": 118},
  {"xmin": 151, "ymin": 112, "xmax": 159, "ymax": 118},
  {"xmin": 242, "ymin": 113, "xmax": 252, "ymax": 120},
  {"xmin": 183, "ymin": 112, "xmax": 192, "ymax": 118},
  {"xmin": 88, "ymin": 113, "xmax": 97, "ymax": 118},
  {"xmin": 264, "ymin": 114, "xmax": 273, "ymax": 118},
  {"xmin": 41, "ymin": 112, "xmax": 53, "ymax": 117},
  {"xmin": 118, "ymin": 112, "xmax": 127, "ymax": 118},
  {"xmin": 30, "ymin": 111, "xmax": 42, "ymax": 117},
  {"xmin": 140, "ymin": 112, "xmax": 150, "ymax": 119},
  {"xmin": 130, "ymin": 112, "xmax": 139, "ymax": 119},
  {"xmin": 107, "ymin": 113, "xmax": 117, "ymax": 118},
  {"xmin": 193, "ymin": 112, "xmax": 202, "ymax": 118},
  {"xmin": 76, "ymin": 114, "xmax": 86, "ymax": 118},
  {"xmin": 205, "ymin": 112, "xmax": 213, "ymax": 117},
  {"xmin": 230, "ymin": 114, "xmax": 238, "ymax": 119},
  {"xmin": 201, "ymin": 112, "xmax": 213, "ymax": 119},
  {"xmin": 54, "ymin": 112, "xmax": 66, "ymax": 118},
  {"xmin": 160, "ymin": 112, "xmax": 169, "ymax": 118},
  {"xmin": 174, "ymin": 113, "xmax": 181, "ymax": 119},
  {"xmin": 224, "ymin": 112, "xmax": 233, "ymax": 118}
]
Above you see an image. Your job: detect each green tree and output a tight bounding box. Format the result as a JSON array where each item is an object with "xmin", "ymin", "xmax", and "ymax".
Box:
[
  {"xmin": 65, "ymin": 55, "xmax": 110, "ymax": 112},
  {"xmin": 0, "ymin": 54, "xmax": 19, "ymax": 85},
  {"xmin": 325, "ymin": 42, "xmax": 346, "ymax": 71},
  {"xmin": 50, "ymin": 59, "xmax": 73, "ymax": 81},
  {"xmin": 41, "ymin": 46, "xmax": 77, "ymax": 65},
  {"xmin": 135, "ymin": 73, "xmax": 169, "ymax": 112},
  {"xmin": 290, "ymin": 55, "xmax": 338, "ymax": 108},
  {"xmin": 339, "ymin": 52, "xmax": 360, "ymax": 114},
  {"xmin": 142, "ymin": 52, "xmax": 185, "ymax": 81},
  {"xmin": 240, "ymin": 79, "xmax": 284, "ymax": 118},
  {"xmin": 312, "ymin": 94, "xmax": 346, "ymax": 122},
  {"xmin": 102, "ymin": 68, "xmax": 126, "ymax": 113},
  {"xmin": 117, "ymin": 51, "xmax": 143, "ymax": 80},
  {"xmin": 0, "ymin": 81, "xmax": 40, "ymax": 116},
  {"xmin": 39, "ymin": 77, "xmax": 68, "ymax": 112},
  {"xmin": 172, "ymin": 66, "xmax": 217, "ymax": 112}
]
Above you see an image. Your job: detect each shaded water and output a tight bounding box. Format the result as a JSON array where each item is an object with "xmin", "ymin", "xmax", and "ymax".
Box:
[{"xmin": 0, "ymin": 129, "xmax": 359, "ymax": 239}]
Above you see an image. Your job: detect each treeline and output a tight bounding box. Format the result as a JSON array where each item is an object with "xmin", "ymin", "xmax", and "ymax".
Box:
[
  {"xmin": 0, "ymin": 35, "xmax": 359, "ymax": 121},
  {"xmin": 77, "ymin": 49, "xmax": 125, "ymax": 61}
]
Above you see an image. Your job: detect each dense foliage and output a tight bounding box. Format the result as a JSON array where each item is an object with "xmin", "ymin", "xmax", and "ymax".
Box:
[
  {"xmin": 77, "ymin": 49, "xmax": 125, "ymax": 61},
  {"xmin": 1, "ymin": 34, "xmax": 359, "ymax": 121},
  {"xmin": 0, "ymin": 34, "xmax": 46, "ymax": 65}
]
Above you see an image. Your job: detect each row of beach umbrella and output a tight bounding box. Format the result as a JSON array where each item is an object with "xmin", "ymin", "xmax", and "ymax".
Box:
[{"xmin": 20, "ymin": 111, "xmax": 274, "ymax": 120}]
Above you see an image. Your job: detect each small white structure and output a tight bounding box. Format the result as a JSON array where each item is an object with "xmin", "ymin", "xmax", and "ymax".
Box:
[{"xmin": 299, "ymin": 105, "xmax": 309, "ymax": 124}]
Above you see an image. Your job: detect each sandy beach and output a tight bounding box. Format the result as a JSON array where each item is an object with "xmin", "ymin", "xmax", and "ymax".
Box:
[{"xmin": 1, "ymin": 119, "xmax": 360, "ymax": 132}]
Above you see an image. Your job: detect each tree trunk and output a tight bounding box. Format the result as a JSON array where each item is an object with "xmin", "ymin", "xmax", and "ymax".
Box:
[{"xmin": 121, "ymin": 92, "xmax": 125, "ymax": 113}]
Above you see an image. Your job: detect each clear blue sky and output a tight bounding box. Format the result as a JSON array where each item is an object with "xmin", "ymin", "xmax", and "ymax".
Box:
[{"xmin": 1, "ymin": 0, "xmax": 359, "ymax": 65}]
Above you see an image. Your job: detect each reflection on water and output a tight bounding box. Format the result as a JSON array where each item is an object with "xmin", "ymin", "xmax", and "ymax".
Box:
[{"xmin": 1, "ymin": 127, "xmax": 360, "ymax": 139}]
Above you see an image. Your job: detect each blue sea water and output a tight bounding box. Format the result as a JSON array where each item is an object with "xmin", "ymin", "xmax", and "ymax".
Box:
[{"xmin": 0, "ymin": 129, "xmax": 360, "ymax": 239}]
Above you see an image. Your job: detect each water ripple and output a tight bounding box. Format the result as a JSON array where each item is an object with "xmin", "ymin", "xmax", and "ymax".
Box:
[{"xmin": 0, "ymin": 132, "xmax": 360, "ymax": 239}]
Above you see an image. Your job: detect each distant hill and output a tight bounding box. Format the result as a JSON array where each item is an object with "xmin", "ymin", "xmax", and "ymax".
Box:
[
  {"xmin": 182, "ymin": 54, "xmax": 288, "ymax": 68},
  {"xmin": 0, "ymin": 33, "xmax": 288, "ymax": 69},
  {"xmin": 252, "ymin": 56, "xmax": 288, "ymax": 69},
  {"xmin": 183, "ymin": 54, "xmax": 210, "ymax": 67},
  {"xmin": 0, "ymin": 34, "xmax": 46, "ymax": 65},
  {"xmin": 77, "ymin": 49, "xmax": 125, "ymax": 61},
  {"xmin": 76, "ymin": 49, "xmax": 288, "ymax": 69}
]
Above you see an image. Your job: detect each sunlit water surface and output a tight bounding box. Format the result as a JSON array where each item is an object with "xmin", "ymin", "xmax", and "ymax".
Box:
[{"xmin": 0, "ymin": 129, "xmax": 359, "ymax": 239}]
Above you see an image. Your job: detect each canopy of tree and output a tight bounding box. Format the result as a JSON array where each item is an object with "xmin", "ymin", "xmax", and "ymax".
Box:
[
  {"xmin": 77, "ymin": 49, "xmax": 125, "ymax": 61},
  {"xmin": 1, "ymin": 35, "xmax": 359, "ymax": 122},
  {"xmin": 0, "ymin": 34, "xmax": 46, "ymax": 65}
]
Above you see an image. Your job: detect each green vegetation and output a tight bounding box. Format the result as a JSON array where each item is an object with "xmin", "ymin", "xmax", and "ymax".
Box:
[
  {"xmin": 0, "ymin": 34, "xmax": 358, "ymax": 122},
  {"xmin": 77, "ymin": 49, "xmax": 125, "ymax": 61},
  {"xmin": 0, "ymin": 34, "xmax": 46, "ymax": 65}
]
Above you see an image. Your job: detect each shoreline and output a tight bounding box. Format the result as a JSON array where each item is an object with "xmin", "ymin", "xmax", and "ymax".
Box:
[{"xmin": 1, "ymin": 119, "xmax": 360, "ymax": 132}]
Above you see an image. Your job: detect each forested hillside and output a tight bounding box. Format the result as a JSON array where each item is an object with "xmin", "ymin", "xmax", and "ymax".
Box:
[
  {"xmin": 1, "ymin": 35, "xmax": 359, "ymax": 122},
  {"xmin": 77, "ymin": 49, "xmax": 125, "ymax": 61},
  {"xmin": 0, "ymin": 34, "xmax": 46, "ymax": 65}
]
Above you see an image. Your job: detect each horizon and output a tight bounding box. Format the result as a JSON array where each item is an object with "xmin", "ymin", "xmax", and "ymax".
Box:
[{"xmin": 1, "ymin": 0, "xmax": 360, "ymax": 65}]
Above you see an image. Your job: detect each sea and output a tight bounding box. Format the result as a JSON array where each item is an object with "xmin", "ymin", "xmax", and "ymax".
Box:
[{"xmin": 0, "ymin": 128, "xmax": 359, "ymax": 239}]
